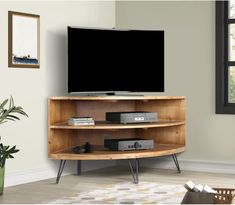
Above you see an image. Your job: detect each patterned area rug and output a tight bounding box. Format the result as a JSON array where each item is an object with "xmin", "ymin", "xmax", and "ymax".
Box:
[{"xmin": 47, "ymin": 181, "xmax": 186, "ymax": 204}]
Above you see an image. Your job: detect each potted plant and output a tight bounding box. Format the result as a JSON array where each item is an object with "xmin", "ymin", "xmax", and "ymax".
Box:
[{"xmin": 0, "ymin": 96, "xmax": 28, "ymax": 195}]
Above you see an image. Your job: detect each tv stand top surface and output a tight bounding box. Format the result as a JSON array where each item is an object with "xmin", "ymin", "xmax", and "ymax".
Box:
[
  {"xmin": 69, "ymin": 92, "xmax": 144, "ymax": 97},
  {"xmin": 50, "ymin": 95, "xmax": 185, "ymax": 100},
  {"xmin": 105, "ymin": 92, "xmax": 144, "ymax": 96}
]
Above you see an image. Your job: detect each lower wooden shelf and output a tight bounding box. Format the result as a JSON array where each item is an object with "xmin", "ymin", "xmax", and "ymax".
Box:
[{"xmin": 49, "ymin": 144, "xmax": 185, "ymax": 160}]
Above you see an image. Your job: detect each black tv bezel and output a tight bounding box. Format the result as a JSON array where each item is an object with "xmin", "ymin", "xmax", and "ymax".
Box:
[{"xmin": 67, "ymin": 26, "xmax": 164, "ymax": 94}]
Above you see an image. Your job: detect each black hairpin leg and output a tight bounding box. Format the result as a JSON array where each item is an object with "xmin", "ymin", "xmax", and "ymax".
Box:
[
  {"xmin": 56, "ymin": 160, "xmax": 66, "ymax": 184},
  {"xmin": 128, "ymin": 158, "xmax": 139, "ymax": 184},
  {"xmin": 172, "ymin": 154, "xmax": 181, "ymax": 173},
  {"xmin": 77, "ymin": 160, "xmax": 82, "ymax": 176}
]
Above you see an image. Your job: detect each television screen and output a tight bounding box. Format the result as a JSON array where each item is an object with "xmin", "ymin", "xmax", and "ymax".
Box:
[{"xmin": 68, "ymin": 27, "xmax": 164, "ymax": 93}]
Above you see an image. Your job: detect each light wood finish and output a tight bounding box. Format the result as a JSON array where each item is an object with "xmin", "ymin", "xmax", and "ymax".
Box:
[
  {"xmin": 50, "ymin": 96, "xmax": 185, "ymax": 100},
  {"xmin": 50, "ymin": 144, "xmax": 185, "ymax": 160},
  {"xmin": 48, "ymin": 96, "xmax": 186, "ymax": 160},
  {"xmin": 50, "ymin": 120, "xmax": 185, "ymax": 129},
  {"xmin": 137, "ymin": 125, "xmax": 185, "ymax": 145}
]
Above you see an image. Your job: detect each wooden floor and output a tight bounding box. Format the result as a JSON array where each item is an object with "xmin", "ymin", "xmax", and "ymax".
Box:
[{"xmin": 0, "ymin": 166, "xmax": 235, "ymax": 204}]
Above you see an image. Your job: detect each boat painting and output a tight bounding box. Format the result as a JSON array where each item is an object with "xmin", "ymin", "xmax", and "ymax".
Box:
[
  {"xmin": 13, "ymin": 55, "xmax": 39, "ymax": 64},
  {"xmin": 8, "ymin": 11, "xmax": 40, "ymax": 68}
]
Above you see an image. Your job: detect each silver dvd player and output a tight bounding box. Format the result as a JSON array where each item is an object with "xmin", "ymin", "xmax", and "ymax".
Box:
[{"xmin": 106, "ymin": 111, "xmax": 157, "ymax": 124}]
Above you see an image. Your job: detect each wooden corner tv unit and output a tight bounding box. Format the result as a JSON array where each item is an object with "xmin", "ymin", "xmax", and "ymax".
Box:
[{"xmin": 48, "ymin": 96, "xmax": 186, "ymax": 184}]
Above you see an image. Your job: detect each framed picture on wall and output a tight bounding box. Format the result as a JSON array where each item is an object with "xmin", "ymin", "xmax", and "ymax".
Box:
[{"xmin": 8, "ymin": 11, "xmax": 40, "ymax": 68}]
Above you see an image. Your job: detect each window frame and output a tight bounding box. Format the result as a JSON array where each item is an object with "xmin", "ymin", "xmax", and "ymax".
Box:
[{"xmin": 216, "ymin": 1, "xmax": 235, "ymax": 114}]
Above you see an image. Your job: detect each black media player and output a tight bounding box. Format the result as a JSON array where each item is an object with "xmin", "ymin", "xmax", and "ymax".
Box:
[
  {"xmin": 104, "ymin": 138, "xmax": 154, "ymax": 151},
  {"xmin": 106, "ymin": 111, "xmax": 158, "ymax": 124}
]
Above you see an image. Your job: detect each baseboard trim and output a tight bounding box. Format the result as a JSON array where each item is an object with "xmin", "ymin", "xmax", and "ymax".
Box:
[
  {"xmin": 179, "ymin": 159, "xmax": 235, "ymax": 174},
  {"xmin": 117, "ymin": 157, "xmax": 235, "ymax": 174},
  {"xmin": 5, "ymin": 166, "xmax": 61, "ymax": 187},
  {"xmin": 5, "ymin": 160, "xmax": 116, "ymax": 187},
  {"xmin": 5, "ymin": 159, "xmax": 235, "ymax": 187}
]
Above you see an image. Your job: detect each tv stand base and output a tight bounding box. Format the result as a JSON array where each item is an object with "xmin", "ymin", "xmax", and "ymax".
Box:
[
  {"xmin": 55, "ymin": 155, "xmax": 181, "ymax": 184},
  {"xmin": 56, "ymin": 160, "xmax": 66, "ymax": 184},
  {"xmin": 128, "ymin": 158, "xmax": 139, "ymax": 184},
  {"xmin": 172, "ymin": 154, "xmax": 181, "ymax": 173}
]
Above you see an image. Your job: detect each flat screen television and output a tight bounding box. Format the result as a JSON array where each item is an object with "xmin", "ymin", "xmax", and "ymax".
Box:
[{"xmin": 67, "ymin": 26, "xmax": 164, "ymax": 94}]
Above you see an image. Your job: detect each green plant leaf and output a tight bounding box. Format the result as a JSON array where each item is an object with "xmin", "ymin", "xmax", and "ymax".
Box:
[
  {"xmin": 0, "ymin": 96, "xmax": 28, "ymax": 125},
  {"xmin": 0, "ymin": 99, "xmax": 8, "ymax": 111},
  {"xmin": 0, "ymin": 96, "xmax": 27, "ymax": 167}
]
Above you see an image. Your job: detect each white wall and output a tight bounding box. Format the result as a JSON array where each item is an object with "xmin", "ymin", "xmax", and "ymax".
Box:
[
  {"xmin": 116, "ymin": 1, "xmax": 235, "ymax": 166},
  {"xmin": 0, "ymin": 1, "xmax": 115, "ymax": 186}
]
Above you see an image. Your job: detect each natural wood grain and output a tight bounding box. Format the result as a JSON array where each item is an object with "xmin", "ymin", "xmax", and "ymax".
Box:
[
  {"xmin": 136, "ymin": 99, "xmax": 185, "ymax": 121},
  {"xmin": 50, "ymin": 96, "xmax": 185, "ymax": 100},
  {"xmin": 48, "ymin": 100, "xmax": 77, "ymax": 154},
  {"xmin": 48, "ymin": 96, "xmax": 186, "ymax": 160},
  {"xmin": 75, "ymin": 129, "xmax": 136, "ymax": 146},
  {"xmin": 50, "ymin": 120, "xmax": 185, "ymax": 129},
  {"xmin": 75, "ymin": 100, "xmax": 136, "ymax": 121},
  {"xmin": 137, "ymin": 125, "xmax": 185, "ymax": 145},
  {"xmin": 49, "ymin": 144, "xmax": 185, "ymax": 160}
]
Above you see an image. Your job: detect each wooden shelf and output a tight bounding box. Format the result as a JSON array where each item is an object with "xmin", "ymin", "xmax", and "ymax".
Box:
[
  {"xmin": 49, "ymin": 144, "xmax": 186, "ymax": 160},
  {"xmin": 48, "ymin": 96, "xmax": 186, "ymax": 161},
  {"xmin": 50, "ymin": 120, "xmax": 185, "ymax": 130}
]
